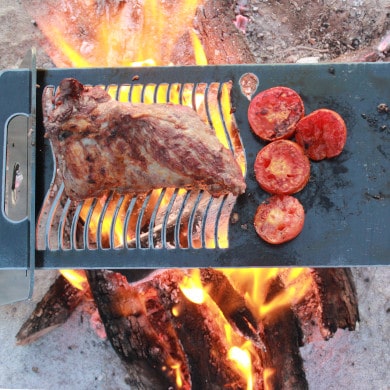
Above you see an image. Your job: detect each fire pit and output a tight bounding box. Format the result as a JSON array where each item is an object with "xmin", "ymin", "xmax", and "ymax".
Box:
[{"xmin": 0, "ymin": 0, "xmax": 389, "ymax": 389}]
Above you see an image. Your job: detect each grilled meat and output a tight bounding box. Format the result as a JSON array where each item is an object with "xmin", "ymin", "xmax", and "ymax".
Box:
[{"xmin": 43, "ymin": 78, "xmax": 246, "ymax": 200}]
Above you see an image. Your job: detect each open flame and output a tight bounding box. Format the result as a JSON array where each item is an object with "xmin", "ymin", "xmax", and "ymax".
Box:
[
  {"xmin": 33, "ymin": 1, "xmax": 316, "ymax": 388},
  {"xmin": 59, "ymin": 269, "xmax": 87, "ymax": 291},
  {"xmin": 34, "ymin": 0, "xmax": 204, "ymax": 67},
  {"xmin": 179, "ymin": 269, "xmax": 206, "ymax": 304},
  {"xmin": 263, "ymin": 367, "xmax": 276, "ymax": 390},
  {"xmin": 179, "ymin": 268, "xmax": 313, "ymax": 388},
  {"xmin": 228, "ymin": 345, "xmax": 253, "ymax": 390},
  {"xmin": 221, "ymin": 268, "xmax": 312, "ymax": 320}
]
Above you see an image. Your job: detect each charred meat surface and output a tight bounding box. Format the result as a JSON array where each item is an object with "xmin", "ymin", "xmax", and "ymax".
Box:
[{"xmin": 43, "ymin": 78, "xmax": 246, "ymax": 200}]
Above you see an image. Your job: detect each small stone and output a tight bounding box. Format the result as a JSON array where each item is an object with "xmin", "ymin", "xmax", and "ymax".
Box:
[
  {"xmin": 296, "ymin": 56, "xmax": 320, "ymax": 63},
  {"xmin": 230, "ymin": 212, "xmax": 240, "ymax": 224},
  {"xmin": 377, "ymin": 103, "xmax": 389, "ymax": 113}
]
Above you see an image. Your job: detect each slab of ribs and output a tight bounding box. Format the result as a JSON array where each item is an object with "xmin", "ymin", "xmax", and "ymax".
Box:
[{"xmin": 43, "ymin": 78, "xmax": 246, "ymax": 200}]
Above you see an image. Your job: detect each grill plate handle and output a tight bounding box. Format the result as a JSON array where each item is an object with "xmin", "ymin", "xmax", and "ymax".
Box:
[
  {"xmin": 0, "ymin": 48, "xmax": 36, "ymax": 305},
  {"xmin": 3, "ymin": 115, "xmax": 29, "ymax": 222}
]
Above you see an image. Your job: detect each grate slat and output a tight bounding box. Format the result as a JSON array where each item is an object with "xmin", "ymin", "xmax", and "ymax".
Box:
[
  {"xmin": 148, "ymin": 189, "xmax": 166, "ymax": 249},
  {"xmin": 124, "ymin": 196, "xmax": 138, "ymax": 249},
  {"xmin": 58, "ymin": 197, "xmax": 72, "ymax": 250},
  {"xmin": 71, "ymin": 202, "xmax": 83, "ymax": 250},
  {"xmin": 109, "ymin": 195, "xmax": 125, "ymax": 249},
  {"xmin": 161, "ymin": 188, "xmax": 179, "ymax": 248},
  {"xmin": 96, "ymin": 192, "xmax": 114, "ymax": 249},
  {"xmin": 174, "ymin": 190, "xmax": 191, "ymax": 248},
  {"xmin": 83, "ymin": 198, "xmax": 98, "ymax": 250},
  {"xmin": 187, "ymin": 190, "xmax": 204, "ymax": 249},
  {"xmin": 44, "ymin": 182, "xmax": 65, "ymax": 250}
]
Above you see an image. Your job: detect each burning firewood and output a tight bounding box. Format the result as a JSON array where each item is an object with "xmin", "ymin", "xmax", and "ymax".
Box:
[
  {"xmin": 153, "ymin": 269, "xmax": 264, "ymax": 389},
  {"xmin": 199, "ymin": 268, "xmax": 265, "ymax": 349},
  {"xmin": 16, "ymin": 266, "xmax": 359, "ymax": 388},
  {"xmin": 259, "ymin": 277, "xmax": 308, "ymax": 390},
  {"xmin": 279, "ymin": 268, "xmax": 359, "ymax": 342},
  {"xmin": 15, "ymin": 273, "xmax": 87, "ymax": 346},
  {"xmin": 86, "ymin": 269, "xmax": 190, "ymax": 389},
  {"xmin": 86, "ymin": 269, "xmax": 265, "ymax": 389}
]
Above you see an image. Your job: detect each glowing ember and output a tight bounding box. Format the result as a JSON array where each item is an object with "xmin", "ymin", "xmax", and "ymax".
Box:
[
  {"xmin": 170, "ymin": 362, "xmax": 184, "ymax": 388},
  {"xmin": 263, "ymin": 367, "xmax": 276, "ymax": 390},
  {"xmin": 224, "ymin": 321, "xmax": 257, "ymax": 389},
  {"xmin": 179, "ymin": 269, "xmax": 205, "ymax": 304},
  {"xmin": 228, "ymin": 346, "xmax": 253, "ymax": 390}
]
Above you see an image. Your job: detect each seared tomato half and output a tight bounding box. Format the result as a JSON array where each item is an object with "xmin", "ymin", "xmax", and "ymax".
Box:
[
  {"xmin": 254, "ymin": 139, "xmax": 310, "ymax": 195},
  {"xmin": 248, "ymin": 86, "xmax": 304, "ymax": 141},
  {"xmin": 295, "ymin": 108, "xmax": 347, "ymax": 161},
  {"xmin": 254, "ymin": 195, "xmax": 305, "ymax": 244}
]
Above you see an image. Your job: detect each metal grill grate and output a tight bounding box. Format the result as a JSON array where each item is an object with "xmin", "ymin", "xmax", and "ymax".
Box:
[{"xmin": 36, "ymin": 81, "xmax": 244, "ymax": 252}]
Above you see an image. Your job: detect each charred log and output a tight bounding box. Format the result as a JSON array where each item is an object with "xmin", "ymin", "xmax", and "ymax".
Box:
[
  {"xmin": 16, "ymin": 274, "xmax": 86, "ymax": 345},
  {"xmin": 260, "ymin": 277, "xmax": 308, "ymax": 390},
  {"xmin": 149, "ymin": 269, "xmax": 264, "ymax": 389},
  {"xmin": 87, "ymin": 269, "xmax": 265, "ymax": 389},
  {"xmin": 310, "ymin": 268, "xmax": 359, "ymax": 339},
  {"xmin": 280, "ymin": 268, "xmax": 359, "ymax": 342},
  {"xmin": 85, "ymin": 269, "xmax": 189, "ymax": 390},
  {"xmin": 199, "ymin": 268, "xmax": 264, "ymax": 348}
]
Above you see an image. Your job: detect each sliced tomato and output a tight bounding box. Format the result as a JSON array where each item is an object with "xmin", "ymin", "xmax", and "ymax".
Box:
[
  {"xmin": 254, "ymin": 140, "xmax": 310, "ymax": 195},
  {"xmin": 254, "ymin": 195, "xmax": 305, "ymax": 244},
  {"xmin": 248, "ymin": 86, "xmax": 304, "ymax": 141},
  {"xmin": 295, "ymin": 108, "xmax": 347, "ymax": 161}
]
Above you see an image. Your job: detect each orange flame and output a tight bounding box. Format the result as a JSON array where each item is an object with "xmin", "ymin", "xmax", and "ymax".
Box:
[
  {"xmin": 35, "ymin": 0, "xmax": 205, "ymax": 67},
  {"xmin": 179, "ymin": 270, "xmax": 257, "ymax": 388},
  {"xmin": 220, "ymin": 268, "xmax": 312, "ymax": 321},
  {"xmin": 59, "ymin": 269, "xmax": 88, "ymax": 291},
  {"xmin": 179, "ymin": 269, "xmax": 206, "ymax": 304},
  {"xmin": 263, "ymin": 367, "xmax": 276, "ymax": 390},
  {"xmin": 189, "ymin": 28, "xmax": 208, "ymax": 65},
  {"xmin": 170, "ymin": 362, "xmax": 184, "ymax": 388},
  {"xmin": 228, "ymin": 346, "xmax": 253, "ymax": 390}
]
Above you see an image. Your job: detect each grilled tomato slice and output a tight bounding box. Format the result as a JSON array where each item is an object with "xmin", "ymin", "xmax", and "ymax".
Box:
[
  {"xmin": 254, "ymin": 139, "xmax": 310, "ymax": 195},
  {"xmin": 248, "ymin": 86, "xmax": 304, "ymax": 141},
  {"xmin": 295, "ymin": 108, "xmax": 347, "ymax": 161},
  {"xmin": 254, "ymin": 194, "xmax": 305, "ymax": 244}
]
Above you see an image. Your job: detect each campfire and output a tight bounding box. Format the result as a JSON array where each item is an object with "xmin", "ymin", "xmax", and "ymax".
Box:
[{"xmin": 13, "ymin": 1, "xmax": 360, "ymax": 389}]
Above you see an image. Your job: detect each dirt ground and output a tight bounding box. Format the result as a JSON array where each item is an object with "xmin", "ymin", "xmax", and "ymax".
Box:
[
  {"xmin": 0, "ymin": 0, "xmax": 389, "ymax": 389},
  {"xmin": 245, "ymin": 0, "xmax": 390, "ymax": 63},
  {"xmin": 0, "ymin": 0, "xmax": 389, "ymax": 69}
]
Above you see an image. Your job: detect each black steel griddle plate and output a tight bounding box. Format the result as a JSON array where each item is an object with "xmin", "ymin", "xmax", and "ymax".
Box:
[{"xmin": 31, "ymin": 63, "xmax": 390, "ymax": 268}]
